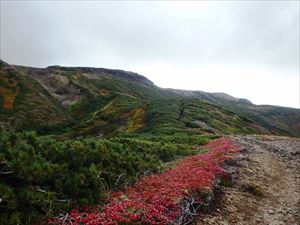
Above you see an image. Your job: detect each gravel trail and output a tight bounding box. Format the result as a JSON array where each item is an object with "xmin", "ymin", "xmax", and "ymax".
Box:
[{"xmin": 196, "ymin": 135, "xmax": 300, "ymax": 225}]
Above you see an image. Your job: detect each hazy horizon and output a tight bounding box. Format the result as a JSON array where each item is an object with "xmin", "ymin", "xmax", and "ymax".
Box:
[{"xmin": 1, "ymin": 1, "xmax": 299, "ymax": 108}]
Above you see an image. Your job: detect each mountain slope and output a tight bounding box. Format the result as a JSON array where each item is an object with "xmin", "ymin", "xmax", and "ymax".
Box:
[
  {"xmin": 0, "ymin": 60, "xmax": 70, "ymax": 132},
  {"xmin": 168, "ymin": 89, "xmax": 300, "ymax": 136},
  {"xmin": 1, "ymin": 60, "xmax": 299, "ymax": 137}
]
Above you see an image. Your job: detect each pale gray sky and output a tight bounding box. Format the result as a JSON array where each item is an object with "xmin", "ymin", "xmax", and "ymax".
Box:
[{"xmin": 1, "ymin": 1, "xmax": 299, "ymax": 108}]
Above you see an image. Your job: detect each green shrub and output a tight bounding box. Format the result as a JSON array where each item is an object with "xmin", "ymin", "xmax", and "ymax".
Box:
[{"xmin": 0, "ymin": 130, "xmax": 212, "ymax": 224}]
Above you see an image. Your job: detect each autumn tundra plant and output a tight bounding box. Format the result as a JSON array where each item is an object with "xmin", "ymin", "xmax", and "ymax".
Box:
[{"xmin": 46, "ymin": 138, "xmax": 238, "ymax": 225}]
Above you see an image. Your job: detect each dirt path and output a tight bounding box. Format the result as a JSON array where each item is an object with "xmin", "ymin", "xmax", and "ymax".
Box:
[{"xmin": 196, "ymin": 135, "xmax": 300, "ymax": 225}]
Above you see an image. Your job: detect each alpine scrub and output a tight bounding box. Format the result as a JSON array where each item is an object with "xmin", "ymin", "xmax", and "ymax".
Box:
[
  {"xmin": 46, "ymin": 138, "xmax": 238, "ymax": 225},
  {"xmin": 0, "ymin": 130, "xmax": 211, "ymax": 225}
]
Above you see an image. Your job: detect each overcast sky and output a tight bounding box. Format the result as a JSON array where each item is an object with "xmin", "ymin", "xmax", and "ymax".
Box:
[{"xmin": 1, "ymin": 1, "xmax": 299, "ymax": 108}]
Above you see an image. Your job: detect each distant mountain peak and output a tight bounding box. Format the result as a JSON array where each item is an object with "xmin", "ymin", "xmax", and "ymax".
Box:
[
  {"xmin": 212, "ymin": 92, "xmax": 238, "ymax": 101},
  {"xmin": 0, "ymin": 59, "xmax": 9, "ymax": 66},
  {"xmin": 211, "ymin": 92, "xmax": 252, "ymax": 104},
  {"xmin": 47, "ymin": 65, "xmax": 154, "ymax": 86}
]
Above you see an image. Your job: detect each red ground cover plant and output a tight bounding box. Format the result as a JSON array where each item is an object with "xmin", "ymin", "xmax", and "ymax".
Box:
[{"xmin": 46, "ymin": 137, "xmax": 238, "ymax": 225}]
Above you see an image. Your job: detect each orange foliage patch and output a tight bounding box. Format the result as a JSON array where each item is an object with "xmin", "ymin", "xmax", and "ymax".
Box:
[
  {"xmin": 0, "ymin": 77, "xmax": 19, "ymax": 109},
  {"xmin": 3, "ymin": 96, "xmax": 15, "ymax": 109}
]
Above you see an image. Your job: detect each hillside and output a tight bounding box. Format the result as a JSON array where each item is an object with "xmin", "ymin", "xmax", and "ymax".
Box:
[
  {"xmin": 1, "ymin": 60, "xmax": 299, "ymax": 137},
  {"xmin": 168, "ymin": 89, "xmax": 300, "ymax": 136}
]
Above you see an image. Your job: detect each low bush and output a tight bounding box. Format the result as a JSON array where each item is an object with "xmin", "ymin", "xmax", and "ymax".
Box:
[
  {"xmin": 0, "ymin": 131, "xmax": 212, "ymax": 224},
  {"xmin": 45, "ymin": 138, "xmax": 238, "ymax": 225}
]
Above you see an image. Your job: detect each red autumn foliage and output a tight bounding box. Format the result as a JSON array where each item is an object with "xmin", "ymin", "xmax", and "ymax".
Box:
[{"xmin": 46, "ymin": 137, "xmax": 238, "ymax": 225}]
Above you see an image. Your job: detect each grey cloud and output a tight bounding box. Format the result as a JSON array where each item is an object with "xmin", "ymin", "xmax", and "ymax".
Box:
[
  {"xmin": 0, "ymin": 1, "xmax": 299, "ymax": 107},
  {"xmin": 1, "ymin": 1, "xmax": 298, "ymax": 68}
]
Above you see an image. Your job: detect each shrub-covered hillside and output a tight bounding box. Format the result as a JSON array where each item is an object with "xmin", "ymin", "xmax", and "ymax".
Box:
[
  {"xmin": 0, "ymin": 60, "xmax": 280, "ymax": 137},
  {"xmin": 0, "ymin": 130, "xmax": 213, "ymax": 224}
]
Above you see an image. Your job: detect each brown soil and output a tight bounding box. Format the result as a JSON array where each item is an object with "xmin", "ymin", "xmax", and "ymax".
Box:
[{"xmin": 196, "ymin": 135, "xmax": 300, "ymax": 225}]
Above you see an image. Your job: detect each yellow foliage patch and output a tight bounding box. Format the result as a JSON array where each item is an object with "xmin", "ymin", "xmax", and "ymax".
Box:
[
  {"xmin": 99, "ymin": 89, "xmax": 110, "ymax": 96},
  {"xmin": 126, "ymin": 107, "xmax": 145, "ymax": 133},
  {"xmin": 103, "ymin": 101, "xmax": 119, "ymax": 114},
  {"xmin": 72, "ymin": 72, "xmax": 81, "ymax": 80}
]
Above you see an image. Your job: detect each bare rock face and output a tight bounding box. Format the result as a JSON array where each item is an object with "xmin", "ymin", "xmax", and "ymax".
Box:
[
  {"xmin": 190, "ymin": 120, "xmax": 221, "ymax": 134},
  {"xmin": 28, "ymin": 68, "xmax": 83, "ymax": 107},
  {"xmin": 47, "ymin": 65, "xmax": 154, "ymax": 86}
]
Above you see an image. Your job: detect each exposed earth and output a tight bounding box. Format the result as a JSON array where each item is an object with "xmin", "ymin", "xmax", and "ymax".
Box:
[{"xmin": 196, "ymin": 135, "xmax": 300, "ymax": 225}]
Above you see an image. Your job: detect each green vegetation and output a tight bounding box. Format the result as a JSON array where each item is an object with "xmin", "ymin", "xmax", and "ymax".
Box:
[
  {"xmin": 1, "ymin": 60, "xmax": 299, "ymax": 224},
  {"xmin": 0, "ymin": 61, "xmax": 277, "ymax": 137},
  {"xmin": 1, "ymin": 60, "xmax": 300, "ymax": 137},
  {"xmin": 0, "ymin": 130, "xmax": 212, "ymax": 225}
]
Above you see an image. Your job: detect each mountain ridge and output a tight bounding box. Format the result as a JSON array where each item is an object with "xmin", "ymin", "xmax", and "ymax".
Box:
[
  {"xmin": 3, "ymin": 59, "xmax": 298, "ymax": 109},
  {"xmin": 1, "ymin": 60, "xmax": 299, "ymax": 137}
]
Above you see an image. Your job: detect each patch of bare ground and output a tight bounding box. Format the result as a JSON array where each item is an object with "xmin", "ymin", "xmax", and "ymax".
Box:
[{"xmin": 196, "ymin": 135, "xmax": 300, "ymax": 225}]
